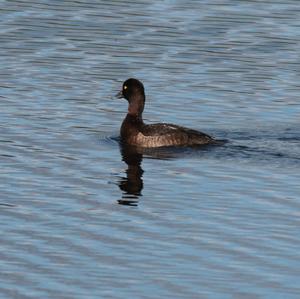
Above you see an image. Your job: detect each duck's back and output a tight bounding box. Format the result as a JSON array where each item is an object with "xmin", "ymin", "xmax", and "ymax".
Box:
[{"xmin": 141, "ymin": 123, "xmax": 213, "ymax": 147}]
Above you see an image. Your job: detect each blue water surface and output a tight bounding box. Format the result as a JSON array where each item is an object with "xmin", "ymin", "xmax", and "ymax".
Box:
[{"xmin": 1, "ymin": 1, "xmax": 300, "ymax": 298}]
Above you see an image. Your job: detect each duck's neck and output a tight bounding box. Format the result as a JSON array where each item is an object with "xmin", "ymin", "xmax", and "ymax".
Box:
[
  {"xmin": 124, "ymin": 113, "xmax": 143, "ymax": 124},
  {"xmin": 127, "ymin": 94, "xmax": 145, "ymax": 118},
  {"xmin": 121, "ymin": 112, "xmax": 144, "ymax": 141}
]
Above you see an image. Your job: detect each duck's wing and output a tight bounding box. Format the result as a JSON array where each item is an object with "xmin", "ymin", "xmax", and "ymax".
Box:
[
  {"xmin": 141, "ymin": 123, "xmax": 183, "ymax": 136},
  {"xmin": 140, "ymin": 123, "xmax": 214, "ymax": 146},
  {"xmin": 142, "ymin": 123, "xmax": 210, "ymax": 137}
]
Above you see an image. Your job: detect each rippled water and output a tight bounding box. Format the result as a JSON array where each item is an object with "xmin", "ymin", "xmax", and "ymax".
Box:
[{"xmin": 1, "ymin": 0, "xmax": 300, "ymax": 298}]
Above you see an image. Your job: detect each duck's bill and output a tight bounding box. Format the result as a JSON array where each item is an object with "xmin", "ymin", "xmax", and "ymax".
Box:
[{"xmin": 116, "ymin": 90, "xmax": 123, "ymax": 98}]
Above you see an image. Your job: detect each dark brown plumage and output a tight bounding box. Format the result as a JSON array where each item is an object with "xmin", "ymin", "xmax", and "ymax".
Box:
[{"xmin": 117, "ymin": 78, "xmax": 215, "ymax": 148}]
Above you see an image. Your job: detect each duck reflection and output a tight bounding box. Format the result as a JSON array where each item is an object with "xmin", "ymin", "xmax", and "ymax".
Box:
[
  {"xmin": 118, "ymin": 143, "xmax": 178, "ymax": 206},
  {"xmin": 117, "ymin": 142, "xmax": 223, "ymax": 205},
  {"xmin": 118, "ymin": 143, "xmax": 144, "ymax": 206}
]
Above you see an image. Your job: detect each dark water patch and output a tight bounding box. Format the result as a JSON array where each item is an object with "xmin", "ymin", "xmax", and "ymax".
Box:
[
  {"xmin": 0, "ymin": 203, "xmax": 16, "ymax": 208},
  {"xmin": 0, "ymin": 154, "xmax": 15, "ymax": 158}
]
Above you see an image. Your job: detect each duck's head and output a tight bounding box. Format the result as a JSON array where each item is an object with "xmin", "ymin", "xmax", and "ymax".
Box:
[
  {"xmin": 117, "ymin": 78, "xmax": 145, "ymax": 116},
  {"xmin": 117, "ymin": 78, "xmax": 145, "ymax": 101}
]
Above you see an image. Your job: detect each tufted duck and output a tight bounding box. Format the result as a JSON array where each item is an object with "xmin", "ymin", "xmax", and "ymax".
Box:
[{"xmin": 117, "ymin": 78, "xmax": 215, "ymax": 148}]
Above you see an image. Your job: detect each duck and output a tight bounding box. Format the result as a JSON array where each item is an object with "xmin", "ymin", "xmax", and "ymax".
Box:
[{"xmin": 117, "ymin": 78, "xmax": 215, "ymax": 148}]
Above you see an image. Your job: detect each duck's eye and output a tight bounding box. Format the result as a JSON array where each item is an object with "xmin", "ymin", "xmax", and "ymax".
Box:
[{"xmin": 123, "ymin": 85, "xmax": 128, "ymax": 90}]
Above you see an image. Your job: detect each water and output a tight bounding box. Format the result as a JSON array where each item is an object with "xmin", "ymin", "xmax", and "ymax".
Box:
[{"xmin": 1, "ymin": 0, "xmax": 300, "ymax": 298}]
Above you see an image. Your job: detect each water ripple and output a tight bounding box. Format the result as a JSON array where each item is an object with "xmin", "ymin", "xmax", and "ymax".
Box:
[{"xmin": 1, "ymin": 0, "xmax": 300, "ymax": 298}]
